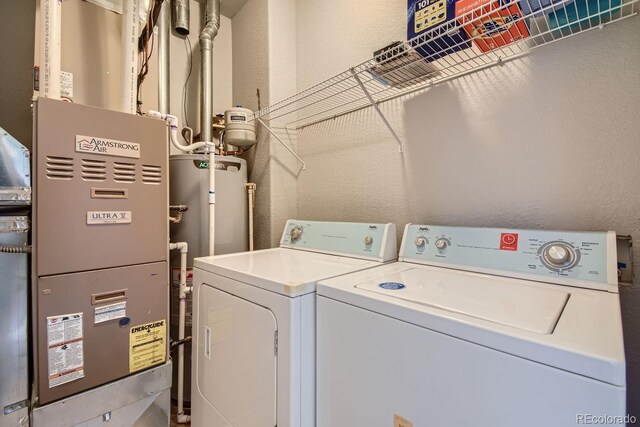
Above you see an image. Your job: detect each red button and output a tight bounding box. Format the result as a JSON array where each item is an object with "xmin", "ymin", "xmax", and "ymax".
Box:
[{"xmin": 500, "ymin": 233, "xmax": 518, "ymax": 251}]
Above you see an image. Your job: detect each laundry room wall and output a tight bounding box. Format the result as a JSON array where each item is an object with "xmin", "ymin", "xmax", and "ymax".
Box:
[
  {"xmin": 294, "ymin": 0, "xmax": 640, "ymax": 416},
  {"xmin": 232, "ymin": 0, "xmax": 298, "ymax": 249}
]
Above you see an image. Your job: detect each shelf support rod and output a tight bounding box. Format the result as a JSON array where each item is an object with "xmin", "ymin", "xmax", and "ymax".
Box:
[
  {"xmin": 257, "ymin": 118, "xmax": 306, "ymax": 170},
  {"xmin": 350, "ymin": 68, "xmax": 403, "ymax": 153}
]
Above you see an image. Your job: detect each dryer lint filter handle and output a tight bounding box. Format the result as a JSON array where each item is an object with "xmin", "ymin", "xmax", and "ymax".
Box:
[
  {"xmin": 399, "ymin": 224, "xmax": 618, "ymax": 292},
  {"xmin": 280, "ymin": 220, "xmax": 397, "ymax": 262}
]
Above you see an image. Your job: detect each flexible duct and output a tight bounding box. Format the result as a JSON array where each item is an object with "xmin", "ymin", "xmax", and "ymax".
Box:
[
  {"xmin": 173, "ymin": 0, "xmax": 190, "ymax": 35},
  {"xmin": 158, "ymin": 2, "xmax": 170, "ymax": 114},
  {"xmin": 0, "ymin": 245, "xmax": 32, "ymax": 254}
]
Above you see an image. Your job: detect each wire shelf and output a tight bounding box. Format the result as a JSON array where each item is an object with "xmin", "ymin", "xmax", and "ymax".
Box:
[{"xmin": 249, "ymin": 0, "xmax": 638, "ymax": 130}]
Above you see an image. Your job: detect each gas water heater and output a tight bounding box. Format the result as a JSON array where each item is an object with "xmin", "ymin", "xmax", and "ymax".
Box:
[
  {"xmin": 31, "ymin": 98, "xmax": 170, "ymax": 420},
  {"xmin": 169, "ymin": 153, "xmax": 248, "ymax": 403}
]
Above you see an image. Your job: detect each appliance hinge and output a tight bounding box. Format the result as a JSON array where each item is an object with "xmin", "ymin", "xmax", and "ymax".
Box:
[{"xmin": 274, "ymin": 330, "xmax": 278, "ymax": 356}]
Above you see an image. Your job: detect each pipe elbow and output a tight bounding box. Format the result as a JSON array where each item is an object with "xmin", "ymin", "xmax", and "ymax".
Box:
[{"xmin": 199, "ymin": 21, "xmax": 220, "ymax": 46}]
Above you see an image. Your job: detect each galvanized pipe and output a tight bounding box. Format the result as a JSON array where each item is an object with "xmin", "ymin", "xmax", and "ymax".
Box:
[
  {"xmin": 199, "ymin": 0, "xmax": 220, "ymax": 145},
  {"xmin": 158, "ymin": 2, "xmax": 170, "ymax": 114},
  {"xmin": 173, "ymin": 0, "xmax": 190, "ymax": 35}
]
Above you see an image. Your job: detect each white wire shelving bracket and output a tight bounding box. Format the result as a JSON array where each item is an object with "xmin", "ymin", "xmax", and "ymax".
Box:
[{"xmin": 249, "ymin": 0, "xmax": 638, "ymax": 151}]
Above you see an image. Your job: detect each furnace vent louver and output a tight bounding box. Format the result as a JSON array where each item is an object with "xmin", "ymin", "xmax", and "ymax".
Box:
[
  {"xmin": 81, "ymin": 159, "xmax": 107, "ymax": 182},
  {"xmin": 114, "ymin": 162, "xmax": 136, "ymax": 183},
  {"xmin": 46, "ymin": 156, "xmax": 74, "ymax": 180},
  {"xmin": 142, "ymin": 165, "xmax": 162, "ymax": 185}
]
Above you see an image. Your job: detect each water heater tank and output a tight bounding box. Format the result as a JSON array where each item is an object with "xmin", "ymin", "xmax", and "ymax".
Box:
[{"xmin": 169, "ymin": 154, "xmax": 248, "ymax": 403}]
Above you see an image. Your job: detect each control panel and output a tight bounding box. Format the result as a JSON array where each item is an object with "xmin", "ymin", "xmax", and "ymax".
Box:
[
  {"xmin": 280, "ymin": 220, "xmax": 397, "ymax": 262},
  {"xmin": 400, "ymin": 224, "xmax": 618, "ymax": 291}
]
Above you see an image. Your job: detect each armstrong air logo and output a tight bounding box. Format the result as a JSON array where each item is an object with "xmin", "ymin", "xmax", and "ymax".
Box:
[{"xmin": 76, "ymin": 135, "xmax": 141, "ymax": 159}]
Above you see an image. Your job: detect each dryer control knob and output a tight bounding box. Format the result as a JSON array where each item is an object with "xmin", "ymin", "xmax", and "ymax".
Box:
[
  {"xmin": 435, "ymin": 239, "xmax": 448, "ymax": 251},
  {"xmin": 415, "ymin": 237, "xmax": 427, "ymax": 248},
  {"xmin": 364, "ymin": 236, "xmax": 374, "ymax": 246},
  {"xmin": 290, "ymin": 227, "xmax": 303, "ymax": 242}
]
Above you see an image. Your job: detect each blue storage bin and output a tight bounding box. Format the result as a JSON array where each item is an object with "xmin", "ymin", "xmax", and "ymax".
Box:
[
  {"xmin": 547, "ymin": 0, "xmax": 622, "ymax": 29},
  {"xmin": 518, "ymin": 0, "xmax": 566, "ymax": 16}
]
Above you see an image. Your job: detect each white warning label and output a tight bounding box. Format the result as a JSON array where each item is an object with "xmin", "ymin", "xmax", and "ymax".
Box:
[
  {"xmin": 95, "ymin": 302, "xmax": 126, "ymax": 324},
  {"xmin": 47, "ymin": 313, "xmax": 85, "ymax": 388}
]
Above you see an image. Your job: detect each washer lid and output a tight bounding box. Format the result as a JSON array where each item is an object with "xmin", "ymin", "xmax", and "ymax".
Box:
[
  {"xmin": 356, "ymin": 268, "xmax": 570, "ymax": 334},
  {"xmin": 194, "ymin": 248, "xmax": 381, "ymax": 297}
]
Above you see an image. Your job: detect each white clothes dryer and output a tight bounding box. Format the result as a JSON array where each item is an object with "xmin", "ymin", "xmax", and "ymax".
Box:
[{"xmin": 191, "ymin": 220, "xmax": 397, "ymax": 427}]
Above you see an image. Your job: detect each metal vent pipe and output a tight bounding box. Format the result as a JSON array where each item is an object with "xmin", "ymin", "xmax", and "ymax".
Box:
[
  {"xmin": 199, "ymin": 0, "xmax": 220, "ymax": 146},
  {"xmin": 173, "ymin": 0, "xmax": 190, "ymax": 35}
]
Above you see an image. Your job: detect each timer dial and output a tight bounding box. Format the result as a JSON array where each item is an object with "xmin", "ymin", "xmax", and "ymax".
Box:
[
  {"xmin": 290, "ymin": 226, "xmax": 303, "ymax": 242},
  {"xmin": 539, "ymin": 241, "xmax": 580, "ymax": 271}
]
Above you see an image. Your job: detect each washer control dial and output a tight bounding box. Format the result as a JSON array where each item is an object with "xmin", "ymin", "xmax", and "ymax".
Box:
[
  {"xmin": 435, "ymin": 239, "xmax": 448, "ymax": 251},
  {"xmin": 290, "ymin": 226, "xmax": 303, "ymax": 242},
  {"xmin": 539, "ymin": 241, "xmax": 580, "ymax": 271},
  {"xmin": 415, "ymin": 237, "xmax": 428, "ymax": 248},
  {"xmin": 364, "ymin": 236, "xmax": 374, "ymax": 246}
]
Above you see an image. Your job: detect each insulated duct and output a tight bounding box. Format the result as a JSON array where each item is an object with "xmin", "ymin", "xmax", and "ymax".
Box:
[
  {"xmin": 199, "ymin": 0, "xmax": 220, "ymax": 146},
  {"xmin": 173, "ymin": 0, "xmax": 190, "ymax": 35}
]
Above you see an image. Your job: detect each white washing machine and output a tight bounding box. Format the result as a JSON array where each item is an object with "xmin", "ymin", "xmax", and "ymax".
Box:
[
  {"xmin": 191, "ymin": 220, "xmax": 397, "ymax": 427},
  {"xmin": 317, "ymin": 224, "xmax": 626, "ymax": 427}
]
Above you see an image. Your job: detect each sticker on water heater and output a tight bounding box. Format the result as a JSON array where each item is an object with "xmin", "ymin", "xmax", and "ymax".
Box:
[
  {"xmin": 47, "ymin": 313, "xmax": 85, "ymax": 388},
  {"xmin": 95, "ymin": 302, "xmax": 126, "ymax": 324},
  {"xmin": 87, "ymin": 211, "xmax": 132, "ymax": 225},
  {"xmin": 75, "ymin": 135, "xmax": 140, "ymax": 159}
]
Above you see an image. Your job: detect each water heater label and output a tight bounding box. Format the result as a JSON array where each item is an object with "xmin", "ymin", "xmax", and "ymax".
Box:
[
  {"xmin": 76, "ymin": 135, "xmax": 141, "ymax": 159},
  {"xmin": 47, "ymin": 313, "xmax": 85, "ymax": 388},
  {"xmin": 87, "ymin": 211, "xmax": 132, "ymax": 225},
  {"xmin": 129, "ymin": 319, "xmax": 166, "ymax": 373}
]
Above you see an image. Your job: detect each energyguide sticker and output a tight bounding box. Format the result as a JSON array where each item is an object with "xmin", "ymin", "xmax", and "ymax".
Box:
[{"xmin": 129, "ymin": 320, "xmax": 166, "ymax": 373}]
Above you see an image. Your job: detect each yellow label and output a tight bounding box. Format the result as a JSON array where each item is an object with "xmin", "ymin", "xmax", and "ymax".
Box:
[
  {"xmin": 394, "ymin": 414, "xmax": 414, "ymax": 427},
  {"xmin": 129, "ymin": 320, "xmax": 166, "ymax": 373}
]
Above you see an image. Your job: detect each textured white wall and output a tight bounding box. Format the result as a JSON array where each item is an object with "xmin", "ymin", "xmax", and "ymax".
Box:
[
  {"xmin": 295, "ymin": 2, "xmax": 640, "ymax": 416},
  {"xmin": 232, "ymin": 0, "xmax": 272, "ymax": 249},
  {"xmin": 233, "ymin": 0, "xmax": 298, "ymax": 248}
]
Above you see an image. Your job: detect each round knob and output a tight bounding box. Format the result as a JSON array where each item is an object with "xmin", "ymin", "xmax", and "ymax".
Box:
[
  {"xmin": 415, "ymin": 237, "xmax": 427, "ymax": 248},
  {"xmin": 364, "ymin": 236, "xmax": 373, "ymax": 246},
  {"xmin": 544, "ymin": 244, "xmax": 571, "ymax": 266},
  {"xmin": 435, "ymin": 239, "xmax": 448, "ymax": 251},
  {"xmin": 290, "ymin": 227, "xmax": 303, "ymax": 242}
]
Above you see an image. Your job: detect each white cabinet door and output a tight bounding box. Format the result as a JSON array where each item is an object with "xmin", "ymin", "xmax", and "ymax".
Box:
[{"xmin": 197, "ymin": 284, "xmax": 277, "ymax": 427}]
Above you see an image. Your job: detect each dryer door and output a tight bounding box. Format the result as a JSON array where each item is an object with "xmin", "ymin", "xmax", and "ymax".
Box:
[{"xmin": 197, "ymin": 284, "xmax": 277, "ymax": 427}]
